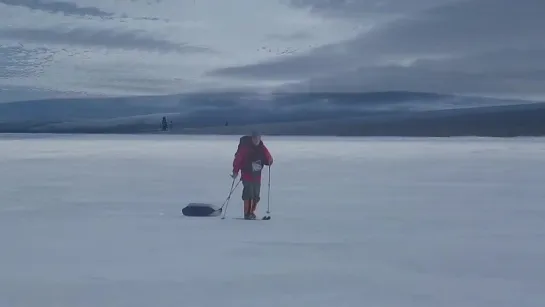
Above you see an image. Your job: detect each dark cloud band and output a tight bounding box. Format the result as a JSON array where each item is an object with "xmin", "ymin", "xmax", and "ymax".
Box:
[
  {"xmin": 0, "ymin": 0, "xmax": 113, "ymax": 17},
  {"xmin": 0, "ymin": 28, "xmax": 211, "ymax": 54},
  {"xmin": 207, "ymin": 0, "xmax": 545, "ymax": 98}
]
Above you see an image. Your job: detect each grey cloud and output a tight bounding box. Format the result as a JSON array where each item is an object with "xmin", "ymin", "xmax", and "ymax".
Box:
[
  {"xmin": 214, "ymin": 0, "xmax": 545, "ymax": 78},
  {"xmin": 134, "ymin": 17, "xmax": 163, "ymax": 21},
  {"xmin": 209, "ymin": 0, "xmax": 545, "ymax": 98},
  {"xmin": 289, "ymin": 0, "xmax": 458, "ymax": 18},
  {"xmin": 74, "ymin": 66, "xmax": 192, "ymax": 94},
  {"xmin": 0, "ymin": 85, "xmax": 93, "ymax": 103},
  {"xmin": 312, "ymin": 66, "xmax": 535, "ymax": 91},
  {"xmin": 276, "ymin": 62, "xmax": 545, "ymax": 99},
  {"xmin": 267, "ymin": 31, "xmax": 312, "ymax": 41},
  {"xmin": 0, "ymin": 44, "xmax": 56, "ymax": 78},
  {"xmin": 277, "ymin": 48, "xmax": 545, "ymax": 97},
  {"xmin": 0, "ymin": 0, "xmax": 113, "ymax": 17},
  {"xmin": 0, "ymin": 28, "xmax": 211, "ymax": 54},
  {"xmin": 118, "ymin": 13, "xmax": 169, "ymax": 22},
  {"xmin": 350, "ymin": 0, "xmax": 545, "ymax": 56},
  {"xmin": 207, "ymin": 35, "xmax": 370, "ymax": 79},
  {"xmin": 90, "ymin": 78, "xmax": 188, "ymax": 95},
  {"xmin": 208, "ymin": 50, "xmax": 352, "ymax": 80},
  {"xmin": 413, "ymin": 49, "xmax": 545, "ymax": 75}
]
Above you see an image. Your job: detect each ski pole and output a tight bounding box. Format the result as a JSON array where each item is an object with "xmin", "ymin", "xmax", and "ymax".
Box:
[
  {"xmin": 220, "ymin": 177, "xmax": 236, "ymax": 210},
  {"xmin": 221, "ymin": 177, "xmax": 240, "ymax": 219},
  {"xmin": 266, "ymin": 165, "xmax": 271, "ymax": 215}
]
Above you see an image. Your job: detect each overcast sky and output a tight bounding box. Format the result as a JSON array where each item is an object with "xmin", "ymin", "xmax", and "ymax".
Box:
[{"xmin": 1, "ymin": 0, "xmax": 544, "ymax": 102}]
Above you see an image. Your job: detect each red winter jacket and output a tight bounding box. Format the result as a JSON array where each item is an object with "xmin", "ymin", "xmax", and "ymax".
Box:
[{"xmin": 233, "ymin": 138, "xmax": 273, "ymax": 182}]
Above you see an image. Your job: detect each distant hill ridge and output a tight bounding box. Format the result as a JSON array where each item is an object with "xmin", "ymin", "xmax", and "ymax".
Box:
[{"xmin": 0, "ymin": 91, "xmax": 543, "ymax": 136}]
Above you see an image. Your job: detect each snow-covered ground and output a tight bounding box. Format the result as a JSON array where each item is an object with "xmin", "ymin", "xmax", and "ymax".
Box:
[{"xmin": 1, "ymin": 134, "xmax": 544, "ymax": 307}]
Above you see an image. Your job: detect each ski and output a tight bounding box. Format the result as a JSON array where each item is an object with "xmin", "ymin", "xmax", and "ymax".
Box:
[{"xmin": 232, "ymin": 216, "xmax": 270, "ymax": 220}]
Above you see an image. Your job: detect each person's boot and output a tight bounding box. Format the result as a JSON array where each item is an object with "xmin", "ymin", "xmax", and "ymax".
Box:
[
  {"xmin": 243, "ymin": 200, "xmax": 253, "ymax": 219},
  {"xmin": 249, "ymin": 199, "xmax": 259, "ymax": 219}
]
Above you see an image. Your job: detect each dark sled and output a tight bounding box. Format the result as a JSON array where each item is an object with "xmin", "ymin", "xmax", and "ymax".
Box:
[{"xmin": 181, "ymin": 203, "xmax": 222, "ymax": 217}]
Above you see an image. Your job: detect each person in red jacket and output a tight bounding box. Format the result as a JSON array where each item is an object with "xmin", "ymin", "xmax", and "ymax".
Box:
[{"xmin": 231, "ymin": 131, "xmax": 273, "ymax": 219}]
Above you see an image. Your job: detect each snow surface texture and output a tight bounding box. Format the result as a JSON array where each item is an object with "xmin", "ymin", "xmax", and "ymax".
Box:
[{"xmin": 1, "ymin": 134, "xmax": 544, "ymax": 307}]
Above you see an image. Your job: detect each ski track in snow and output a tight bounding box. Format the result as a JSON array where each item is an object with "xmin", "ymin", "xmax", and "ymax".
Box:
[{"xmin": 0, "ymin": 134, "xmax": 544, "ymax": 307}]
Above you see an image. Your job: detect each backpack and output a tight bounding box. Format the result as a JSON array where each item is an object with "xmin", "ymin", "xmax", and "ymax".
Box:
[
  {"xmin": 235, "ymin": 136, "xmax": 250, "ymax": 157},
  {"xmin": 235, "ymin": 135, "xmax": 263, "ymax": 157}
]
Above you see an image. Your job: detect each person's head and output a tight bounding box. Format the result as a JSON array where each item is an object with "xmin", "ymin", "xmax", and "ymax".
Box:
[{"xmin": 251, "ymin": 130, "xmax": 261, "ymax": 145}]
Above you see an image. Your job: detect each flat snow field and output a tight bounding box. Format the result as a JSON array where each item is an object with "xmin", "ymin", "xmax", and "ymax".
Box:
[{"xmin": 1, "ymin": 134, "xmax": 544, "ymax": 307}]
